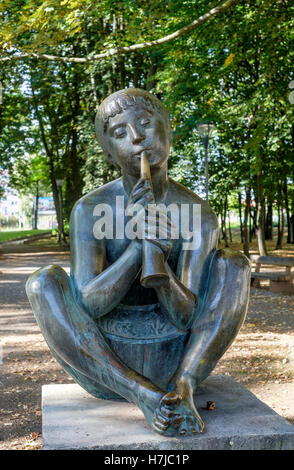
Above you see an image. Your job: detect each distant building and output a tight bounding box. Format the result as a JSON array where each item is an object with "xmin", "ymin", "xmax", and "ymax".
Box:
[
  {"xmin": 0, "ymin": 184, "xmax": 57, "ymax": 230},
  {"xmin": 36, "ymin": 196, "xmax": 57, "ymax": 229},
  {"xmin": 0, "ymin": 189, "xmax": 20, "ymax": 218}
]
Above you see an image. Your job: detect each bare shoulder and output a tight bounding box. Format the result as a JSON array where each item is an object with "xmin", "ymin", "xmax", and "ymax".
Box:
[
  {"xmin": 70, "ymin": 178, "xmax": 123, "ymax": 223},
  {"xmin": 168, "ymin": 178, "xmax": 218, "ymax": 231}
]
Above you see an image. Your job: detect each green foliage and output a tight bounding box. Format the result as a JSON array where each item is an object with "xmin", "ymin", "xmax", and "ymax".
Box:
[
  {"xmin": 10, "ymin": 153, "xmax": 51, "ymax": 195},
  {"xmin": 0, "ymin": 0, "xmax": 294, "ymax": 251}
]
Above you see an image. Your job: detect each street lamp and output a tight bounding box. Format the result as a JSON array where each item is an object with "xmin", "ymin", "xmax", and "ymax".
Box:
[
  {"xmin": 197, "ymin": 123, "xmax": 215, "ymax": 202},
  {"xmin": 56, "ymin": 179, "xmax": 64, "ymax": 244}
]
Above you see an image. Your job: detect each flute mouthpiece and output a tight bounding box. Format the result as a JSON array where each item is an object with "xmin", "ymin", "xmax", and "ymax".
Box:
[{"xmin": 140, "ymin": 151, "xmax": 151, "ymax": 180}]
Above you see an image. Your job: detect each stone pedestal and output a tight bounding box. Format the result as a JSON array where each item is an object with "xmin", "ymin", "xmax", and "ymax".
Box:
[{"xmin": 42, "ymin": 375, "xmax": 294, "ymax": 450}]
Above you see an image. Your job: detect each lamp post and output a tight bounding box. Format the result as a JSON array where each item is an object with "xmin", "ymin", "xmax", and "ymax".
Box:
[
  {"xmin": 56, "ymin": 179, "xmax": 64, "ymax": 245},
  {"xmin": 197, "ymin": 123, "xmax": 215, "ymax": 202}
]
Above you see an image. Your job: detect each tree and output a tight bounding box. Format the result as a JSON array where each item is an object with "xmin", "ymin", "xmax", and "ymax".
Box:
[
  {"xmin": 154, "ymin": 0, "xmax": 294, "ymax": 254},
  {"xmin": 1, "ymin": 0, "xmax": 293, "ymax": 256},
  {"xmin": 9, "ymin": 154, "xmax": 51, "ymax": 229},
  {"xmin": 0, "ymin": 1, "xmax": 239, "ymax": 63}
]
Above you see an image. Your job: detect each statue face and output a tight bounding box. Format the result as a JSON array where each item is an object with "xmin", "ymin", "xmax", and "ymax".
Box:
[{"xmin": 105, "ymin": 105, "xmax": 170, "ymax": 176}]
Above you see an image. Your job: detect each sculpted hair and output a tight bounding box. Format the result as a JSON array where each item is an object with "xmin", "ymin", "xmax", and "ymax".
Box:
[{"xmin": 95, "ymin": 88, "xmax": 173, "ymax": 162}]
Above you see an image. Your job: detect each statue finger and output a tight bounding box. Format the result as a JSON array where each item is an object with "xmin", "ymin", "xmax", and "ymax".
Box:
[
  {"xmin": 152, "ymin": 419, "xmax": 168, "ymax": 434},
  {"xmin": 147, "ymin": 208, "xmax": 168, "ymax": 221},
  {"xmin": 132, "ymin": 185, "xmax": 150, "ymax": 199},
  {"xmin": 130, "ymin": 177, "xmax": 151, "ymax": 198},
  {"xmin": 159, "ymin": 404, "xmax": 173, "ymax": 419},
  {"xmin": 172, "ymin": 414, "xmax": 183, "ymax": 429},
  {"xmin": 130, "ymin": 178, "xmax": 145, "ymax": 196},
  {"xmin": 188, "ymin": 416, "xmax": 199, "ymax": 434},
  {"xmin": 154, "ymin": 409, "xmax": 170, "ymax": 425},
  {"xmin": 146, "ymin": 212, "xmax": 177, "ymax": 234},
  {"xmin": 167, "ymin": 218, "xmax": 177, "ymax": 231},
  {"xmin": 137, "ymin": 193, "xmax": 154, "ymax": 207},
  {"xmin": 179, "ymin": 418, "xmax": 188, "ymax": 435},
  {"xmin": 145, "ymin": 215, "xmax": 169, "ymax": 230}
]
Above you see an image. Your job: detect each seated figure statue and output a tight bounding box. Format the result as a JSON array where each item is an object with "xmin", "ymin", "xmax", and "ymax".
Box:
[{"xmin": 26, "ymin": 88, "xmax": 250, "ymax": 436}]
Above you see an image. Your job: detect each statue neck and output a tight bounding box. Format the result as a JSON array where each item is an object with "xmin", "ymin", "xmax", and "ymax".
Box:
[{"xmin": 122, "ymin": 165, "xmax": 169, "ymax": 202}]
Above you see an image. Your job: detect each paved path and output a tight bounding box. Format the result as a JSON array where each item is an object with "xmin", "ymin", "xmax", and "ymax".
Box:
[
  {"xmin": 0, "ymin": 241, "xmax": 293, "ymax": 449},
  {"xmin": 0, "ymin": 243, "xmax": 71, "ymax": 449},
  {"xmin": 0, "ymin": 247, "xmax": 70, "ymax": 353}
]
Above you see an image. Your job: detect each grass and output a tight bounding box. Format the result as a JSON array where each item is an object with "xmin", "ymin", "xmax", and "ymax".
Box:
[
  {"xmin": 218, "ymin": 227, "xmax": 294, "ymax": 256},
  {"xmin": 0, "ymin": 229, "xmax": 50, "ymax": 243}
]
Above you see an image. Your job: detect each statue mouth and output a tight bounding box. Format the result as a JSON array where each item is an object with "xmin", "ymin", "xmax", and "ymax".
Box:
[{"xmin": 132, "ymin": 148, "xmax": 152, "ymax": 158}]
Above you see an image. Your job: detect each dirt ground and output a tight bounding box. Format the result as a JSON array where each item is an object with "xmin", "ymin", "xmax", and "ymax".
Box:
[{"xmin": 0, "ymin": 237, "xmax": 294, "ymax": 450}]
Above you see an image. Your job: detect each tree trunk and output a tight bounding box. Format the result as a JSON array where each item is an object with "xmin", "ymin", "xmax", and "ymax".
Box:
[
  {"xmin": 62, "ymin": 51, "xmax": 83, "ymax": 219},
  {"xmin": 31, "ymin": 77, "xmax": 66, "ymax": 245},
  {"xmin": 133, "ymin": 53, "xmax": 143, "ymax": 88},
  {"xmin": 289, "ymin": 214, "xmax": 294, "ymax": 244},
  {"xmin": 290, "ymin": 124, "xmax": 294, "ymax": 243},
  {"xmin": 250, "ymin": 201, "xmax": 257, "ymax": 242},
  {"xmin": 283, "ymin": 179, "xmax": 291, "ymax": 244},
  {"xmin": 238, "ymin": 192, "xmax": 244, "ymax": 243},
  {"xmin": 276, "ymin": 180, "xmax": 284, "ymax": 250},
  {"xmin": 221, "ymin": 194, "xmax": 229, "ymax": 247},
  {"xmin": 256, "ymin": 170, "xmax": 268, "ymax": 255},
  {"xmin": 146, "ymin": 55, "xmax": 158, "ymax": 91},
  {"xmin": 265, "ymin": 202, "xmax": 273, "ymax": 240},
  {"xmin": 228, "ymin": 210, "xmax": 232, "ymax": 243},
  {"xmin": 243, "ymin": 185, "xmax": 251, "ymax": 258},
  {"xmin": 276, "ymin": 204, "xmax": 284, "ymax": 250},
  {"xmin": 33, "ymin": 181, "xmax": 39, "ymax": 230}
]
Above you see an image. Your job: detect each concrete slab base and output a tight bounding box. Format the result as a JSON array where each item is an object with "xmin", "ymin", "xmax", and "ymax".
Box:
[{"xmin": 42, "ymin": 375, "xmax": 294, "ymax": 450}]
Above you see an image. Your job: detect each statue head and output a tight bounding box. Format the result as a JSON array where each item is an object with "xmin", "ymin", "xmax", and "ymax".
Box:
[{"xmin": 95, "ymin": 88, "xmax": 173, "ymax": 175}]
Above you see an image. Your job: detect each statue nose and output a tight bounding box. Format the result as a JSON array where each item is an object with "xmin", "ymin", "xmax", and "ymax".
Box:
[{"xmin": 129, "ymin": 125, "xmax": 145, "ymax": 144}]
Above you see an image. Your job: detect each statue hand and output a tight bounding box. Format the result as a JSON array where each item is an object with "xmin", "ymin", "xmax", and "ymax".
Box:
[
  {"xmin": 126, "ymin": 176, "xmax": 155, "ymax": 245},
  {"xmin": 126, "ymin": 176, "xmax": 155, "ymax": 214},
  {"xmin": 145, "ymin": 208, "xmax": 175, "ymax": 260}
]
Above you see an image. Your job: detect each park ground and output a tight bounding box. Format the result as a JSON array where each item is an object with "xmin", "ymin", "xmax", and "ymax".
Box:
[{"xmin": 0, "ymin": 234, "xmax": 294, "ymax": 450}]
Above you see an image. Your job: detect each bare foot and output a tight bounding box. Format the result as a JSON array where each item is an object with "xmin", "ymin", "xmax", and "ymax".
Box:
[
  {"xmin": 136, "ymin": 376, "xmax": 204, "ymax": 437},
  {"xmin": 151, "ymin": 390, "xmax": 204, "ymax": 436}
]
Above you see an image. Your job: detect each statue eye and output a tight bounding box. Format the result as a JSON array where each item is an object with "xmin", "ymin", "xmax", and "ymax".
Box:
[
  {"xmin": 140, "ymin": 118, "xmax": 151, "ymax": 126},
  {"xmin": 113, "ymin": 127, "xmax": 126, "ymax": 138}
]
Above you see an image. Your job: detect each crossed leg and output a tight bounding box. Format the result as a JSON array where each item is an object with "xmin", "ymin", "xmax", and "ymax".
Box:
[
  {"xmin": 26, "ymin": 265, "xmax": 169, "ymax": 429},
  {"xmin": 152, "ymin": 248, "xmax": 251, "ymax": 435},
  {"xmin": 26, "ymin": 248, "xmax": 250, "ymax": 437}
]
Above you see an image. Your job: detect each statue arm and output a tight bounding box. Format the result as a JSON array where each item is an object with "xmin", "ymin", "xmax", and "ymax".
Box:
[
  {"xmin": 154, "ymin": 262, "xmax": 197, "ymax": 331},
  {"xmin": 153, "ymin": 210, "xmax": 219, "ymax": 331},
  {"xmin": 70, "ymin": 200, "xmax": 142, "ymax": 319},
  {"xmin": 79, "ymin": 240, "xmax": 142, "ymax": 319}
]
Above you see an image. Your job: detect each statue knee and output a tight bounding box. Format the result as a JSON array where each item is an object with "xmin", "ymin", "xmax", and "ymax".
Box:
[
  {"xmin": 26, "ymin": 267, "xmax": 48, "ymax": 299},
  {"xmin": 202, "ymin": 248, "xmax": 250, "ymax": 323},
  {"xmin": 26, "ymin": 264, "xmax": 68, "ymax": 301},
  {"xmin": 215, "ymin": 248, "xmax": 250, "ymax": 273},
  {"xmin": 211, "ymin": 248, "xmax": 251, "ymax": 292}
]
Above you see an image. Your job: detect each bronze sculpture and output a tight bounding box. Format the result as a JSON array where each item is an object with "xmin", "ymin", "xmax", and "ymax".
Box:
[{"xmin": 26, "ymin": 88, "xmax": 250, "ymax": 436}]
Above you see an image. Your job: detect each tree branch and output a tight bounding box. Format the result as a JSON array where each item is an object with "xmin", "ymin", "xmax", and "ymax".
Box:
[{"xmin": 0, "ymin": 0, "xmax": 239, "ymax": 64}]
